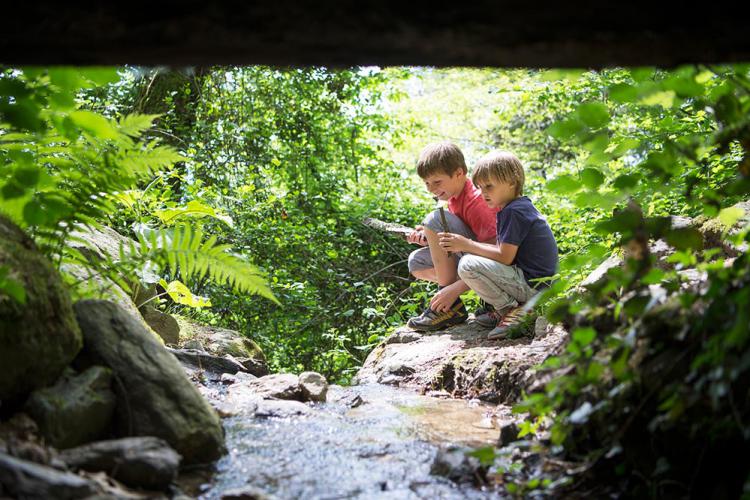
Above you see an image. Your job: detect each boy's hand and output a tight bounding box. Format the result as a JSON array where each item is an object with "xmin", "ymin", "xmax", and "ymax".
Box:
[
  {"xmin": 407, "ymin": 225, "xmax": 428, "ymax": 246},
  {"xmin": 430, "ymin": 283, "xmax": 462, "ymax": 312},
  {"xmin": 438, "ymin": 232, "xmax": 470, "ymax": 252}
]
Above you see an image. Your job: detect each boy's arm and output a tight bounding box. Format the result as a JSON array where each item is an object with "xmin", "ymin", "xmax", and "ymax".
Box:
[{"xmin": 439, "ymin": 233, "xmax": 518, "ymax": 265}]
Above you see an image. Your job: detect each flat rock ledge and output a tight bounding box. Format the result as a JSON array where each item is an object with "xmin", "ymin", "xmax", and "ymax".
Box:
[{"xmin": 353, "ymin": 317, "xmax": 568, "ymax": 404}]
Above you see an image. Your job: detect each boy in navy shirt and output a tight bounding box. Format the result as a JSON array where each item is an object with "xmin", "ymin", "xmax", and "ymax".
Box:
[{"xmin": 437, "ymin": 151, "xmax": 558, "ymax": 339}]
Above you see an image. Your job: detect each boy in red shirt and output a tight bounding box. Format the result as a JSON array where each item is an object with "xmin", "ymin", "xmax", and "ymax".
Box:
[{"xmin": 406, "ymin": 142, "xmax": 499, "ymax": 331}]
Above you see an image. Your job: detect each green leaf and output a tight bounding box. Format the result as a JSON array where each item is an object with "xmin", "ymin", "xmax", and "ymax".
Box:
[
  {"xmin": 612, "ymin": 174, "xmax": 640, "ymax": 190},
  {"xmin": 547, "ymin": 174, "xmax": 581, "ymax": 194},
  {"xmin": 547, "ymin": 119, "xmax": 584, "ymax": 140},
  {"xmin": 577, "ymin": 102, "xmax": 610, "ymax": 128},
  {"xmin": 609, "ymin": 83, "xmax": 639, "ymax": 103},
  {"xmin": 118, "ymin": 114, "xmax": 161, "ymax": 138},
  {"xmin": 666, "ymin": 228, "xmax": 703, "ymax": 251},
  {"xmin": 580, "ymin": 167, "xmax": 605, "ymax": 189},
  {"xmin": 78, "ymin": 67, "xmax": 120, "ymax": 87},
  {"xmin": 69, "ymin": 111, "xmax": 118, "ymax": 139},
  {"xmin": 466, "ymin": 446, "xmax": 496, "ymax": 466},
  {"xmin": 13, "ymin": 166, "xmax": 39, "ymax": 187},
  {"xmin": 718, "ymin": 206, "xmax": 745, "ymax": 228},
  {"xmin": 573, "ymin": 327, "xmax": 597, "ymax": 346}
]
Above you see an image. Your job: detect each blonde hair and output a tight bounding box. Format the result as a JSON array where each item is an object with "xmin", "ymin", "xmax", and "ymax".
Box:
[
  {"xmin": 472, "ymin": 151, "xmax": 525, "ymax": 196},
  {"xmin": 416, "ymin": 141, "xmax": 468, "ymax": 179}
]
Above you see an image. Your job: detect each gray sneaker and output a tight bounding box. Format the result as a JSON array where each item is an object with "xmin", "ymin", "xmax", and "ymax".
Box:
[{"xmin": 473, "ymin": 301, "xmax": 498, "ymax": 329}]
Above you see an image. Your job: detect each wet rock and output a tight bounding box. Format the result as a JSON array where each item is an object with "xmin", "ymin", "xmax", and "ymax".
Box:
[
  {"xmin": 168, "ymin": 348, "xmax": 247, "ymax": 375},
  {"xmin": 430, "ymin": 446, "xmax": 485, "ymax": 485},
  {"xmin": 242, "ymin": 373, "xmax": 303, "ymax": 400},
  {"xmin": 221, "ymin": 484, "xmax": 275, "ymax": 499},
  {"xmin": 0, "ymin": 451, "xmax": 98, "ymax": 498},
  {"xmin": 175, "ymin": 318, "xmax": 268, "ymax": 376},
  {"xmin": 25, "ymin": 366, "xmax": 116, "ymax": 449},
  {"xmin": 59, "ymin": 436, "xmax": 181, "ymax": 491},
  {"xmin": 74, "ymin": 300, "xmax": 225, "ymax": 465},
  {"xmin": 141, "ymin": 306, "xmax": 180, "ymax": 345},
  {"xmin": 498, "ymin": 423, "xmax": 521, "ymax": 446},
  {"xmin": 299, "ymin": 372, "xmax": 328, "ymax": 402},
  {"xmin": 0, "ymin": 215, "xmax": 83, "ymax": 403},
  {"xmin": 253, "ymin": 400, "xmax": 313, "ymax": 418}
]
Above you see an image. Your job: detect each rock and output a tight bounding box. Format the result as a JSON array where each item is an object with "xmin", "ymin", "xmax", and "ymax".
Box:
[
  {"xmin": 384, "ymin": 330, "xmax": 423, "ymax": 344},
  {"xmin": 175, "ymin": 317, "xmax": 268, "ymax": 376},
  {"xmin": 59, "ymin": 437, "xmax": 181, "ymax": 491},
  {"xmin": 141, "ymin": 306, "xmax": 180, "ymax": 345},
  {"xmin": 253, "ymin": 400, "xmax": 313, "ymax": 418},
  {"xmin": 221, "ymin": 485, "xmax": 274, "ymax": 499},
  {"xmin": 299, "ymin": 372, "xmax": 328, "ymax": 402},
  {"xmin": 498, "ymin": 423, "xmax": 521, "ymax": 446},
  {"xmin": 0, "ymin": 215, "xmax": 83, "ymax": 402},
  {"xmin": 356, "ymin": 321, "xmax": 568, "ymax": 403},
  {"xmin": 430, "ymin": 446, "xmax": 485, "ymax": 485},
  {"xmin": 0, "ymin": 413, "xmax": 54, "ymax": 466},
  {"xmin": 0, "ymin": 451, "xmax": 99, "ymax": 499},
  {"xmin": 242, "ymin": 374, "xmax": 303, "ymax": 400},
  {"xmin": 25, "ymin": 366, "xmax": 116, "ymax": 449},
  {"xmin": 182, "ymin": 339, "xmax": 204, "ymax": 350},
  {"xmin": 73, "ymin": 300, "xmax": 225, "ymax": 465},
  {"xmin": 167, "ymin": 348, "xmax": 247, "ymax": 375}
]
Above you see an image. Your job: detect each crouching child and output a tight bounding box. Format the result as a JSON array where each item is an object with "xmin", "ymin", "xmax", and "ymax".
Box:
[{"xmin": 437, "ymin": 151, "xmax": 558, "ymax": 340}]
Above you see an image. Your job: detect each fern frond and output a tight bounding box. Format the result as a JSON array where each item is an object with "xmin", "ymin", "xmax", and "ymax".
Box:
[{"xmin": 133, "ymin": 224, "xmax": 277, "ymax": 303}]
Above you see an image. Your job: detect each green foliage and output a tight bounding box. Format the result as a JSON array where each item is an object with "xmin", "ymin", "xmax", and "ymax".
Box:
[{"xmin": 0, "ymin": 67, "xmax": 273, "ymax": 311}]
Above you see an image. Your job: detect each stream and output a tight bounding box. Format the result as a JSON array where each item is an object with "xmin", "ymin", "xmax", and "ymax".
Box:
[{"xmin": 194, "ymin": 383, "xmax": 514, "ymax": 499}]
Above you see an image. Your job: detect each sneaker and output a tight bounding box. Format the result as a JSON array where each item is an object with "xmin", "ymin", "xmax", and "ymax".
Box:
[
  {"xmin": 474, "ymin": 301, "xmax": 498, "ymax": 329},
  {"xmin": 487, "ymin": 306, "xmax": 527, "ymax": 340},
  {"xmin": 407, "ymin": 300, "xmax": 468, "ymax": 331}
]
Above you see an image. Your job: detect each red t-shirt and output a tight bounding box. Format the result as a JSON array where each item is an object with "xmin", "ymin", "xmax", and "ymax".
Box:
[{"xmin": 448, "ymin": 179, "xmax": 499, "ymax": 242}]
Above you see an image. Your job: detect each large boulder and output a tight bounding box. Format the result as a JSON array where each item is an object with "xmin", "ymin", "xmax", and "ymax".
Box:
[
  {"xmin": 354, "ymin": 317, "xmax": 568, "ymax": 403},
  {"xmin": 63, "ymin": 224, "xmax": 167, "ymax": 344},
  {"xmin": 24, "ymin": 366, "xmax": 116, "ymax": 449},
  {"xmin": 0, "ymin": 215, "xmax": 82, "ymax": 402},
  {"xmin": 73, "ymin": 300, "xmax": 225, "ymax": 464}
]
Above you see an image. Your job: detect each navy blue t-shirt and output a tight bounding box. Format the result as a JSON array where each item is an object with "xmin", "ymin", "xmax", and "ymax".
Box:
[{"xmin": 496, "ymin": 196, "xmax": 558, "ymax": 287}]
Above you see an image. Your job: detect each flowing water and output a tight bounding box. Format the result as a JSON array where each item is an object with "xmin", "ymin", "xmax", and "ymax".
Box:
[{"xmin": 196, "ymin": 383, "xmax": 513, "ymax": 499}]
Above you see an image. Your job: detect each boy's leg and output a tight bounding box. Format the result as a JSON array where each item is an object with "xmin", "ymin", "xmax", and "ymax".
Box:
[
  {"xmin": 457, "ymin": 254, "xmax": 535, "ymax": 315},
  {"xmin": 407, "ymin": 210, "xmax": 475, "ymax": 331},
  {"xmin": 407, "ymin": 247, "xmax": 437, "ymax": 282}
]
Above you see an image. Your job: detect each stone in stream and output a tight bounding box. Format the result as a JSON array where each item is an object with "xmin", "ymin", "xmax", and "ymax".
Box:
[
  {"xmin": 0, "ymin": 215, "xmax": 83, "ymax": 403},
  {"xmin": 298, "ymin": 371, "xmax": 328, "ymax": 402},
  {"xmin": 167, "ymin": 348, "xmax": 247, "ymax": 375},
  {"xmin": 73, "ymin": 300, "xmax": 225, "ymax": 465},
  {"xmin": 241, "ymin": 373, "xmax": 303, "ymax": 400},
  {"xmin": 24, "ymin": 365, "xmax": 116, "ymax": 450},
  {"xmin": 0, "ymin": 451, "xmax": 99, "ymax": 499},
  {"xmin": 221, "ymin": 484, "xmax": 275, "ymax": 499},
  {"xmin": 254, "ymin": 400, "xmax": 313, "ymax": 418},
  {"xmin": 430, "ymin": 446, "xmax": 486, "ymax": 485},
  {"xmin": 59, "ymin": 436, "xmax": 181, "ymax": 491}
]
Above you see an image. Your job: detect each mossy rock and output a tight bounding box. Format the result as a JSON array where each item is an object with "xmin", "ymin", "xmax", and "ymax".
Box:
[
  {"xmin": 175, "ymin": 315, "xmax": 266, "ymax": 362},
  {"xmin": 0, "ymin": 215, "xmax": 82, "ymax": 402}
]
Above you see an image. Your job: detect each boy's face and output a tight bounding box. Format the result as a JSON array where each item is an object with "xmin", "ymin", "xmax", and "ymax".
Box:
[
  {"xmin": 422, "ymin": 170, "xmax": 466, "ymax": 201},
  {"xmin": 476, "ymin": 177, "xmax": 517, "ymax": 209}
]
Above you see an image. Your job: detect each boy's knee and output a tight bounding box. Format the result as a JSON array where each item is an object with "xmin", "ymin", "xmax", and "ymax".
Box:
[
  {"xmin": 457, "ymin": 254, "xmax": 481, "ymax": 279},
  {"xmin": 421, "ymin": 210, "xmax": 443, "ymax": 234},
  {"xmin": 408, "ymin": 248, "xmax": 431, "ymax": 274}
]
